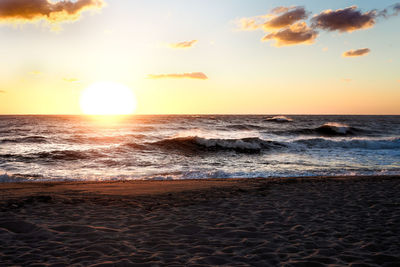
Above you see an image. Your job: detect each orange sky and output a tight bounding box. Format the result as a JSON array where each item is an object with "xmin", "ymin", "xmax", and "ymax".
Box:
[{"xmin": 0, "ymin": 0, "xmax": 399, "ymax": 115}]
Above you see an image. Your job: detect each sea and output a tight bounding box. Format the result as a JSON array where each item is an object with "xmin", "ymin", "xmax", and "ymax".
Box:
[{"xmin": 0, "ymin": 115, "xmax": 399, "ymax": 182}]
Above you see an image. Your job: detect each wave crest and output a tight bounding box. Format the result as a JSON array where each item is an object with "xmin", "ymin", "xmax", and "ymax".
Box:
[
  {"xmin": 150, "ymin": 136, "xmax": 285, "ymax": 153},
  {"xmin": 315, "ymin": 123, "xmax": 356, "ymax": 135},
  {"xmin": 265, "ymin": 116, "xmax": 293, "ymax": 123}
]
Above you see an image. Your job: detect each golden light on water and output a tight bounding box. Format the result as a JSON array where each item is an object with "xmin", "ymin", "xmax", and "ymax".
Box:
[{"xmin": 80, "ymin": 82, "xmax": 137, "ymax": 115}]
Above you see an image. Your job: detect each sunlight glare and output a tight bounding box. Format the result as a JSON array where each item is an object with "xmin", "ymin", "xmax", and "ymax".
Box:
[{"xmin": 80, "ymin": 82, "xmax": 137, "ymax": 115}]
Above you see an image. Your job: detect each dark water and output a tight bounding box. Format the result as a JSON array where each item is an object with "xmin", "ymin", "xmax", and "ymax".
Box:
[{"xmin": 0, "ymin": 115, "xmax": 399, "ymax": 182}]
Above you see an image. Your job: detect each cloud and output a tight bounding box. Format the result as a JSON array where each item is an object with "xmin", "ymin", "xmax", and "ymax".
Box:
[
  {"xmin": 262, "ymin": 22, "xmax": 318, "ymax": 47},
  {"xmin": 169, "ymin": 40, "xmax": 198, "ymax": 49},
  {"xmin": 0, "ymin": 90, "xmax": 5, "ymax": 93},
  {"xmin": 271, "ymin": 6, "xmax": 291, "ymax": 14},
  {"xmin": 238, "ymin": 6, "xmax": 308, "ymax": 31},
  {"xmin": 238, "ymin": 17, "xmax": 264, "ymax": 31},
  {"xmin": 263, "ymin": 7, "xmax": 309, "ymax": 30},
  {"xmin": 148, "ymin": 72, "xmax": 208, "ymax": 80},
  {"xmin": 379, "ymin": 3, "xmax": 400, "ymax": 18},
  {"xmin": 0, "ymin": 0, "xmax": 105, "ymax": 24},
  {"xmin": 311, "ymin": 6, "xmax": 376, "ymax": 32},
  {"xmin": 342, "ymin": 48, "xmax": 370, "ymax": 57}
]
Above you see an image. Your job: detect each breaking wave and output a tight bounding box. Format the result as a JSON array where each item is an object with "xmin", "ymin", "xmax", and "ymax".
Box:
[
  {"xmin": 149, "ymin": 136, "xmax": 285, "ymax": 153},
  {"xmin": 276, "ymin": 122, "xmax": 363, "ymax": 136},
  {"xmin": 265, "ymin": 116, "xmax": 293, "ymax": 123},
  {"xmin": 314, "ymin": 123, "xmax": 357, "ymax": 136}
]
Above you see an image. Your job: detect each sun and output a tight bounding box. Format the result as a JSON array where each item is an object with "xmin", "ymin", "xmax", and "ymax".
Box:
[{"xmin": 80, "ymin": 82, "xmax": 137, "ymax": 115}]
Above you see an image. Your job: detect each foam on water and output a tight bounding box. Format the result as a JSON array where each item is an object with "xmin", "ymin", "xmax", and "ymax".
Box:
[{"xmin": 0, "ymin": 115, "xmax": 399, "ymax": 182}]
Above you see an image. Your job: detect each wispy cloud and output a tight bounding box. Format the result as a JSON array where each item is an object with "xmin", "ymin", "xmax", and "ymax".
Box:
[
  {"xmin": 0, "ymin": 0, "xmax": 105, "ymax": 25},
  {"xmin": 262, "ymin": 22, "xmax": 318, "ymax": 47},
  {"xmin": 342, "ymin": 48, "xmax": 370, "ymax": 57},
  {"xmin": 169, "ymin": 40, "xmax": 198, "ymax": 49},
  {"xmin": 148, "ymin": 72, "xmax": 208, "ymax": 80},
  {"xmin": 378, "ymin": 3, "xmax": 400, "ymax": 18},
  {"xmin": 311, "ymin": 6, "xmax": 376, "ymax": 32}
]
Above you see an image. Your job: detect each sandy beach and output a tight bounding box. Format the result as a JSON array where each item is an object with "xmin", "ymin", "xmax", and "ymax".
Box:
[{"xmin": 1, "ymin": 176, "xmax": 400, "ymax": 266}]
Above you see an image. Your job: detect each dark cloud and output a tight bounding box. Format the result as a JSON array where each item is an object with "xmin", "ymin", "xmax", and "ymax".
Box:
[
  {"xmin": 379, "ymin": 3, "xmax": 400, "ymax": 18},
  {"xmin": 311, "ymin": 6, "xmax": 376, "ymax": 32},
  {"xmin": 148, "ymin": 72, "xmax": 208, "ymax": 80},
  {"xmin": 263, "ymin": 7, "xmax": 309, "ymax": 30},
  {"xmin": 0, "ymin": 0, "xmax": 105, "ymax": 23},
  {"xmin": 262, "ymin": 22, "xmax": 318, "ymax": 47},
  {"xmin": 342, "ymin": 48, "xmax": 370, "ymax": 57},
  {"xmin": 169, "ymin": 40, "xmax": 198, "ymax": 49}
]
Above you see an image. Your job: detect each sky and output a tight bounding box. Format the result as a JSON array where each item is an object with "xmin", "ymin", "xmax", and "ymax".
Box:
[{"xmin": 0, "ymin": 0, "xmax": 399, "ymax": 115}]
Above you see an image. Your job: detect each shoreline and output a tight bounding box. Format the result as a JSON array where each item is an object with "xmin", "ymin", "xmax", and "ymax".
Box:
[
  {"xmin": 1, "ymin": 174, "xmax": 400, "ymax": 198},
  {"xmin": 1, "ymin": 175, "xmax": 400, "ymax": 266}
]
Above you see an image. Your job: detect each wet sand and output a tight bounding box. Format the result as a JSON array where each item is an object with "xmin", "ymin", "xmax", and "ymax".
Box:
[{"xmin": 1, "ymin": 176, "xmax": 400, "ymax": 266}]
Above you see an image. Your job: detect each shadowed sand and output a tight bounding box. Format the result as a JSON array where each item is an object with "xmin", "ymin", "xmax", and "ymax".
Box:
[{"xmin": 1, "ymin": 176, "xmax": 400, "ymax": 266}]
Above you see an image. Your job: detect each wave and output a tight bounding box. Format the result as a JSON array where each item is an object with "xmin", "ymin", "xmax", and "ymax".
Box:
[
  {"xmin": 0, "ymin": 136, "xmax": 47, "ymax": 144},
  {"xmin": 314, "ymin": 123, "xmax": 357, "ymax": 135},
  {"xmin": 149, "ymin": 136, "xmax": 285, "ymax": 153},
  {"xmin": 226, "ymin": 124, "xmax": 265, "ymax": 130},
  {"xmin": 293, "ymin": 137, "xmax": 400, "ymax": 150},
  {"xmin": 265, "ymin": 116, "xmax": 293, "ymax": 123},
  {"xmin": 0, "ymin": 149, "xmax": 104, "ymax": 163},
  {"xmin": 275, "ymin": 122, "xmax": 362, "ymax": 136}
]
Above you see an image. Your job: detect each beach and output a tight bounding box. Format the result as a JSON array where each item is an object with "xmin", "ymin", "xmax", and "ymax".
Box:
[{"xmin": 1, "ymin": 175, "xmax": 400, "ymax": 266}]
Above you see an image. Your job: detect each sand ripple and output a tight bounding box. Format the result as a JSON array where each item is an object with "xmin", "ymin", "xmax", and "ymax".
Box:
[{"xmin": 1, "ymin": 177, "xmax": 400, "ymax": 266}]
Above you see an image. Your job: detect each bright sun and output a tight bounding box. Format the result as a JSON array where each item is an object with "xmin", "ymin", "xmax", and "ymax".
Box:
[{"xmin": 80, "ymin": 82, "xmax": 137, "ymax": 115}]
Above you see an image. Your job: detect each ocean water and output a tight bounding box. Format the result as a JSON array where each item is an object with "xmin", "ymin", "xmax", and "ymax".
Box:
[{"xmin": 0, "ymin": 115, "xmax": 399, "ymax": 182}]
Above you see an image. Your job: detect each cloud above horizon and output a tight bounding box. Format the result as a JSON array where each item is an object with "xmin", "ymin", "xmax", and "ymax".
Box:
[
  {"xmin": 169, "ymin": 40, "xmax": 198, "ymax": 49},
  {"xmin": 239, "ymin": 4, "xmax": 400, "ymax": 47},
  {"xmin": 239, "ymin": 6, "xmax": 308, "ymax": 31},
  {"xmin": 262, "ymin": 22, "xmax": 317, "ymax": 47},
  {"xmin": 311, "ymin": 6, "xmax": 376, "ymax": 32},
  {"xmin": 0, "ymin": 0, "xmax": 105, "ymax": 25},
  {"xmin": 263, "ymin": 7, "xmax": 309, "ymax": 30},
  {"xmin": 239, "ymin": 6, "xmax": 317, "ymax": 46},
  {"xmin": 342, "ymin": 48, "xmax": 371, "ymax": 57},
  {"xmin": 148, "ymin": 72, "xmax": 208, "ymax": 80}
]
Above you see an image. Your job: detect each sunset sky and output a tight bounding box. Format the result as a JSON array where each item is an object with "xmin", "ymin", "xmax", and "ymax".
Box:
[{"xmin": 0, "ymin": 0, "xmax": 399, "ymax": 115}]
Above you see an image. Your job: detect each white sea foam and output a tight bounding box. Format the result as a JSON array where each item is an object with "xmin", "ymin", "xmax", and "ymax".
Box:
[
  {"xmin": 317, "ymin": 122, "xmax": 351, "ymax": 134},
  {"xmin": 266, "ymin": 116, "xmax": 293, "ymax": 122}
]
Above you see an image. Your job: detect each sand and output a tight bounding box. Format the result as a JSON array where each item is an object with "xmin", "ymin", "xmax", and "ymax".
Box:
[{"xmin": 1, "ymin": 176, "xmax": 400, "ymax": 266}]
